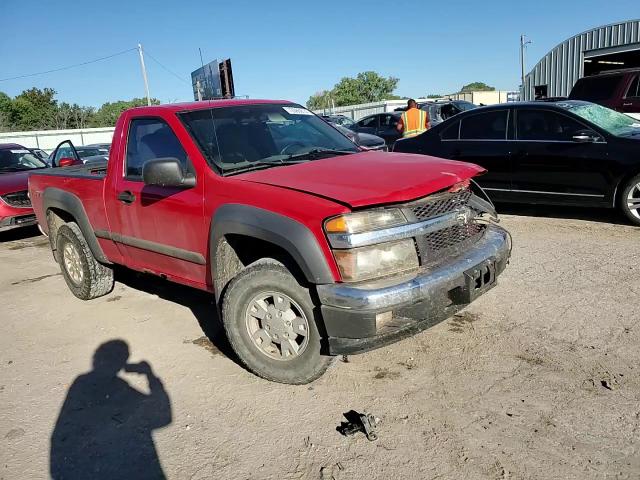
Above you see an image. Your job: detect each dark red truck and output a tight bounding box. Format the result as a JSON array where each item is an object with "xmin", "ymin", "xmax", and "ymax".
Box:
[{"xmin": 29, "ymin": 99, "xmax": 511, "ymax": 384}]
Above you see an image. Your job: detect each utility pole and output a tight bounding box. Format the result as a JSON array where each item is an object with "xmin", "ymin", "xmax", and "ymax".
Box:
[
  {"xmin": 137, "ymin": 43, "xmax": 151, "ymax": 106},
  {"xmin": 520, "ymin": 35, "xmax": 532, "ymax": 100}
]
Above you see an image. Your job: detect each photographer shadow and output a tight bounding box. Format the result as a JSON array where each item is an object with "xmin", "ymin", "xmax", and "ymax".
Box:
[{"xmin": 50, "ymin": 340, "xmax": 171, "ymax": 480}]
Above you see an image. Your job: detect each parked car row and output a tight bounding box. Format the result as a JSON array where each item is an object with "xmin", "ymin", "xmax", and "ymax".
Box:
[{"xmin": 5, "ymin": 94, "xmax": 639, "ymax": 384}]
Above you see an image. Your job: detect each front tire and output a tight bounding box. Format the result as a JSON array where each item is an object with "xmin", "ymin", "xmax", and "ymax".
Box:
[
  {"xmin": 619, "ymin": 174, "xmax": 640, "ymax": 226},
  {"xmin": 56, "ymin": 222, "xmax": 114, "ymax": 300},
  {"xmin": 221, "ymin": 260, "xmax": 331, "ymax": 384}
]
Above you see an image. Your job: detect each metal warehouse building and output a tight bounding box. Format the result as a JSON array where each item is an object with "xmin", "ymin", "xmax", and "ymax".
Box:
[{"xmin": 523, "ymin": 19, "xmax": 640, "ymax": 101}]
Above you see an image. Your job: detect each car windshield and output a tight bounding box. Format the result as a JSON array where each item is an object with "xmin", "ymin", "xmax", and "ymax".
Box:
[
  {"xmin": 180, "ymin": 103, "xmax": 359, "ymax": 174},
  {"xmin": 561, "ymin": 103, "xmax": 640, "ymax": 137},
  {"xmin": 0, "ymin": 148, "xmax": 48, "ymax": 172}
]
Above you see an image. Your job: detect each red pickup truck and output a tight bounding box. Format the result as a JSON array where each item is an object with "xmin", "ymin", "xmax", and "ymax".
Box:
[{"xmin": 29, "ymin": 99, "xmax": 511, "ymax": 384}]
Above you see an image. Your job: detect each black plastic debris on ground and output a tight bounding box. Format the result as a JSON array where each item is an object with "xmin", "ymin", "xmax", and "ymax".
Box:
[{"xmin": 337, "ymin": 410, "xmax": 379, "ymax": 441}]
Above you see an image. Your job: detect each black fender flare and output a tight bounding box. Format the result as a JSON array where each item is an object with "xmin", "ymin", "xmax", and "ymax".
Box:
[
  {"xmin": 42, "ymin": 187, "xmax": 110, "ymax": 264},
  {"xmin": 211, "ymin": 204, "xmax": 334, "ymax": 297}
]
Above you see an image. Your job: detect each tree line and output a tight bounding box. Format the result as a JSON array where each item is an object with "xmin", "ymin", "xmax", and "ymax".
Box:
[
  {"xmin": 306, "ymin": 72, "xmax": 495, "ymax": 110},
  {"xmin": 0, "ymin": 87, "xmax": 159, "ymax": 132}
]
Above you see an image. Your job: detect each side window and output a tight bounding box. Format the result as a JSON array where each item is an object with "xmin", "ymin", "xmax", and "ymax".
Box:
[
  {"xmin": 626, "ymin": 76, "xmax": 640, "ymax": 99},
  {"xmin": 379, "ymin": 114, "xmax": 399, "ymax": 128},
  {"xmin": 517, "ymin": 110, "xmax": 585, "ymax": 141},
  {"xmin": 460, "ymin": 111, "xmax": 508, "ymax": 140},
  {"xmin": 440, "ymin": 121, "xmax": 460, "ymax": 140},
  {"xmin": 358, "ymin": 116, "xmax": 377, "ymax": 128},
  {"xmin": 125, "ymin": 118, "xmax": 188, "ymax": 179}
]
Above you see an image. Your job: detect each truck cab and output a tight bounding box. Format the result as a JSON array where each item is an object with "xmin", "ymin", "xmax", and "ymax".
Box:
[{"xmin": 29, "ymin": 100, "xmax": 510, "ymax": 384}]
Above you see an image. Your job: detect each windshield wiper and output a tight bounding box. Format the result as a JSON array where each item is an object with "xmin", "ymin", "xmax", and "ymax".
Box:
[
  {"xmin": 286, "ymin": 148, "xmax": 355, "ymax": 161},
  {"xmin": 0, "ymin": 166, "xmax": 28, "ymax": 172},
  {"xmin": 222, "ymin": 149, "xmax": 356, "ymax": 176},
  {"xmin": 222, "ymin": 158, "xmax": 308, "ymax": 176}
]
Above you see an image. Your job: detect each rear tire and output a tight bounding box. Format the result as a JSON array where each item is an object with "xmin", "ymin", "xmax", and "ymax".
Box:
[
  {"xmin": 619, "ymin": 174, "xmax": 640, "ymax": 226},
  {"xmin": 221, "ymin": 259, "xmax": 331, "ymax": 384},
  {"xmin": 56, "ymin": 222, "xmax": 114, "ymax": 300}
]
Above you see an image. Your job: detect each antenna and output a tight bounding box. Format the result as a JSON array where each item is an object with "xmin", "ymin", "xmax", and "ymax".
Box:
[
  {"xmin": 198, "ymin": 47, "xmax": 223, "ymax": 175},
  {"xmin": 137, "ymin": 43, "xmax": 151, "ymax": 106}
]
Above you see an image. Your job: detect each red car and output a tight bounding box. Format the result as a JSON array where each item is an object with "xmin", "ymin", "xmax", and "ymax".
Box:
[
  {"xmin": 0, "ymin": 144, "xmax": 47, "ymax": 233},
  {"xmin": 29, "ymin": 99, "xmax": 511, "ymax": 384}
]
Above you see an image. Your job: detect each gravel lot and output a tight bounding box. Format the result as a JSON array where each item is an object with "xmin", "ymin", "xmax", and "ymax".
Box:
[{"xmin": 1, "ymin": 207, "xmax": 639, "ymax": 480}]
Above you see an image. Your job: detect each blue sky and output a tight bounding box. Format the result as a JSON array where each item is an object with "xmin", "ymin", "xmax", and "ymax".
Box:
[{"xmin": 0, "ymin": 0, "xmax": 638, "ymax": 107}]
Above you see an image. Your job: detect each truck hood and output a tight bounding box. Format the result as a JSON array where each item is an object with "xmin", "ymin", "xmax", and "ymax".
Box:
[
  {"xmin": 238, "ymin": 151, "xmax": 484, "ymax": 208},
  {"xmin": 0, "ymin": 170, "xmax": 31, "ymax": 195}
]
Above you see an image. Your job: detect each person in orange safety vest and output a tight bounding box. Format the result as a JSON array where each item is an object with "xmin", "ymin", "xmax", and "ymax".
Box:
[{"xmin": 396, "ymin": 99, "xmax": 430, "ymax": 138}]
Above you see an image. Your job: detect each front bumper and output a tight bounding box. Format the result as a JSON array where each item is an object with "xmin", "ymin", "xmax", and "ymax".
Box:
[{"xmin": 317, "ymin": 225, "xmax": 510, "ymax": 354}]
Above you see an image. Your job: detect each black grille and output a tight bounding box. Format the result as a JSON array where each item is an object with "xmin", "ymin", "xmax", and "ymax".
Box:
[
  {"xmin": 403, "ymin": 188, "xmax": 487, "ymax": 265},
  {"xmin": 1, "ymin": 191, "xmax": 31, "ymax": 208},
  {"xmin": 418, "ymin": 223, "xmax": 486, "ymax": 264},
  {"xmin": 409, "ymin": 188, "xmax": 472, "ymax": 221}
]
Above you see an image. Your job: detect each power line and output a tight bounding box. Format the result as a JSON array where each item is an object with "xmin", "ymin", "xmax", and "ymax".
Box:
[
  {"xmin": 0, "ymin": 47, "xmax": 138, "ymax": 82},
  {"xmin": 144, "ymin": 50, "xmax": 191, "ymax": 85}
]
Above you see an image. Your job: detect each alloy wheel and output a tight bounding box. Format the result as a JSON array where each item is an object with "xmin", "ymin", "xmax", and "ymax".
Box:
[{"xmin": 626, "ymin": 182, "xmax": 640, "ymax": 220}]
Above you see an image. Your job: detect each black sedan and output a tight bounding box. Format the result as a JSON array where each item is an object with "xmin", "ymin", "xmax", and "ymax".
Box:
[
  {"xmin": 331, "ymin": 124, "xmax": 387, "ymax": 151},
  {"xmin": 393, "ymin": 100, "xmax": 640, "ymax": 225},
  {"xmin": 349, "ymin": 112, "xmax": 402, "ymax": 147}
]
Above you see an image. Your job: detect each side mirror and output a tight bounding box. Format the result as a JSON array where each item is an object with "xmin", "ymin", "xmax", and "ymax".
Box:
[
  {"xmin": 142, "ymin": 158, "xmax": 195, "ymax": 188},
  {"xmin": 58, "ymin": 157, "xmax": 82, "ymax": 167},
  {"xmin": 572, "ymin": 130, "xmax": 599, "ymax": 143}
]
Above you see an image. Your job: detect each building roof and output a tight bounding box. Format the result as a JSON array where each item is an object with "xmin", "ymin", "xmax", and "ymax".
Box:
[{"xmin": 524, "ymin": 19, "xmax": 640, "ymax": 100}]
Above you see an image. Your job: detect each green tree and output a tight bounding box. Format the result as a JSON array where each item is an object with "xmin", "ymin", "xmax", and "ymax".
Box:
[
  {"xmin": 11, "ymin": 87, "xmax": 58, "ymax": 130},
  {"xmin": 0, "ymin": 92, "xmax": 13, "ymax": 132},
  {"xmin": 306, "ymin": 71, "xmax": 399, "ymax": 109},
  {"xmin": 332, "ymin": 71, "xmax": 399, "ymax": 106},
  {"xmin": 306, "ymin": 90, "xmax": 331, "ymax": 110},
  {"xmin": 91, "ymin": 97, "xmax": 160, "ymax": 127},
  {"xmin": 426, "ymin": 94, "xmax": 443, "ymax": 99},
  {"xmin": 460, "ymin": 82, "xmax": 495, "ymax": 92}
]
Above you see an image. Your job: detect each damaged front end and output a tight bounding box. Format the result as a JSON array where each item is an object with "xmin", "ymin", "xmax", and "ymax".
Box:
[{"xmin": 317, "ymin": 181, "xmax": 511, "ymax": 355}]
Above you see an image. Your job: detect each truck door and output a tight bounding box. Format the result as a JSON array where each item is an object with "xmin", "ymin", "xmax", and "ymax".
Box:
[{"xmin": 105, "ymin": 116, "xmax": 208, "ymax": 288}]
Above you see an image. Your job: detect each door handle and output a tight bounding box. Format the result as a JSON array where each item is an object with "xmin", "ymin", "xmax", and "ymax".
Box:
[
  {"xmin": 623, "ymin": 102, "xmax": 632, "ymax": 107},
  {"xmin": 117, "ymin": 191, "xmax": 136, "ymax": 204}
]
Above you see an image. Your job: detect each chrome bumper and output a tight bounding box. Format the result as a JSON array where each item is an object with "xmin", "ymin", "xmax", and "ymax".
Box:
[{"xmin": 317, "ymin": 225, "xmax": 510, "ymax": 311}]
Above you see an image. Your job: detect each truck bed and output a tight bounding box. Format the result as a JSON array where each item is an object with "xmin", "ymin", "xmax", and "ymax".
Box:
[
  {"xmin": 29, "ymin": 162, "xmax": 109, "ymax": 240},
  {"xmin": 32, "ymin": 161, "xmax": 108, "ymax": 180}
]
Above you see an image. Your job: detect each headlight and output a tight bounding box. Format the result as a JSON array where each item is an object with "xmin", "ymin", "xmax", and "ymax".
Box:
[
  {"xmin": 325, "ymin": 209, "xmax": 406, "ymax": 234},
  {"xmin": 333, "ymin": 239, "xmax": 419, "ymax": 282}
]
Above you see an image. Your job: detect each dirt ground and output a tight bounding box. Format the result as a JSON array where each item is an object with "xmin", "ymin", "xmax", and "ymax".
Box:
[{"xmin": 1, "ymin": 206, "xmax": 639, "ymax": 480}]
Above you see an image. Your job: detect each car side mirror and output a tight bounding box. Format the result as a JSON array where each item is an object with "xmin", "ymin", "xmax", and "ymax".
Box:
[
  {"xmin": 572, "ymin": 130, "xmax": 599, "ymax": 143},
  {"xmin": 58, "ymin": 157, "xmax": 82, "ymax": 167},
  {"xmin": 142, "ymin": 158, "xmax": 195, "ymax": 188}
]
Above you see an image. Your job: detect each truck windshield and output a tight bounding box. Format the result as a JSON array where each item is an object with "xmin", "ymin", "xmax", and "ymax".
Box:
[
  {"xmin": 0, "ymin": 148, "xmax": 48, "ymax": 172},
  {"xmin": 562, "ymin": 103, "xmax": 640, "ymax": 137},
  {"xmin": 179, "ymin": 103, "xmax": 359, "ymax": 174}
]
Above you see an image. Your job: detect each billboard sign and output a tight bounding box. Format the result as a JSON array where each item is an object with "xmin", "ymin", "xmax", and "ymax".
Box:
[{"xmin": 191, "ymin": 60, "xmax": 222, "ymax": 101}]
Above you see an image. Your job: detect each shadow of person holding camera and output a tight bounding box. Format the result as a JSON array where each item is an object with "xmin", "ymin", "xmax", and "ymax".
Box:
[{"xmin": 50, "ymin": 340, "xmax": 172, "ymax": 479}]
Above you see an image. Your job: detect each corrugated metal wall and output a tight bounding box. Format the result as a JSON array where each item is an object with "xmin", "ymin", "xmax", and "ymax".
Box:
[{"xmin": 523, "ymin": 20, "xmax": 640, "ymax": 100}]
